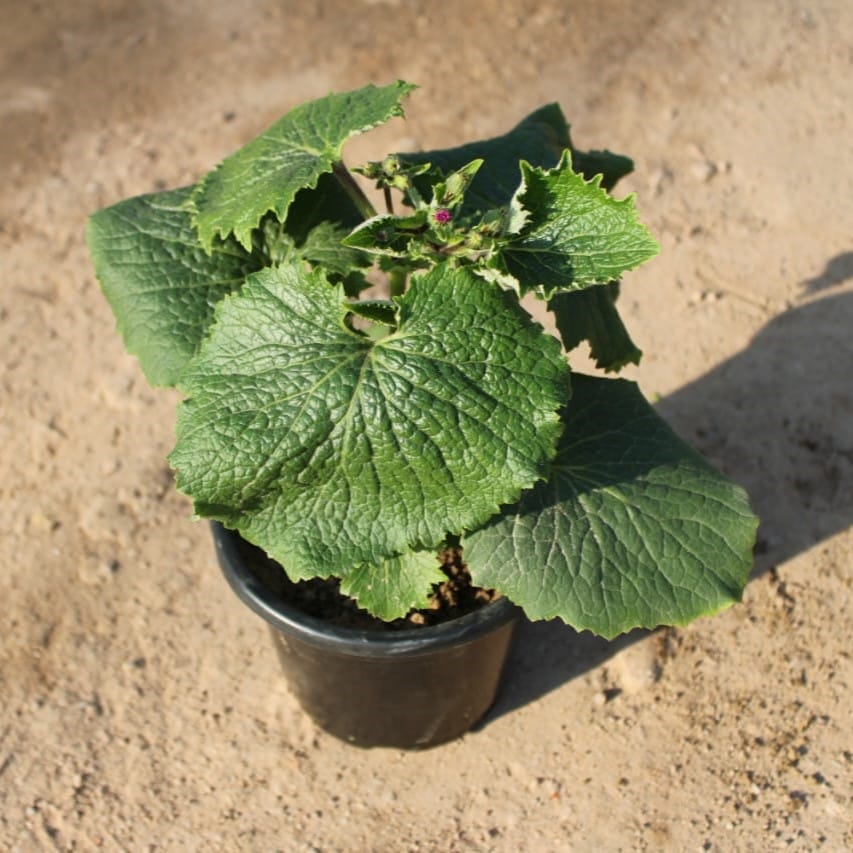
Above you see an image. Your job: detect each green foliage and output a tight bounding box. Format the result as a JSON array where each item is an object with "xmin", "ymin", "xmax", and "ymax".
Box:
[
  {"xmin": 169, "ymin": 261, "xmax": 568, "ymax": 581},
  {"xmin": 398, "ymin": 102, "xmax": 635, "ymax": 211},
  {"xmin": 340, "ymin": 550, "xmax": 446, "ymax": 621},
  {"xmin": 88, "ymin": 82, "xmax": 757, "ymax": 628},
  {"xmin": 549, "ymin": 282, "xmax": 642, "ymax": 372},
  {"xmin": 190, "ymin": 81, "xmax": 416, "ymax": 251},
  {"xmin": 86, "ymin": 186, "xmax": 266, "ymax": 387},
  {"xmin": 464, "ymin": 375, "xmax": 758, "ymax": 638},
  {"xmin": 502, "ymin": 153, "xmax": 660, "ymax": 296}
]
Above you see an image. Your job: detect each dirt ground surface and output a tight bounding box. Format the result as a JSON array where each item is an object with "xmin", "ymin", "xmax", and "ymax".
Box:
[{"xmin": 2, "ymin": 1, "xmax": 852, "ymax": 850}]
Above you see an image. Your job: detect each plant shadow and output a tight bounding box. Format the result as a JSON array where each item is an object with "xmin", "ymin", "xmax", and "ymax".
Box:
[{"xmin": 483, "ymin": 261, "xmax": 853, "ymax": 724}]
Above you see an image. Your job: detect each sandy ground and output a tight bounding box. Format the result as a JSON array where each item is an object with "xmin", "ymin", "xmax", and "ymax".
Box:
[{"xmin": 2, "ymin": 0, "xmax": 852, "ymax": 850}]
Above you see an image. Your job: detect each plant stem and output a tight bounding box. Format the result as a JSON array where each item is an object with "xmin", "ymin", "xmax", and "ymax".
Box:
[
  {"xmin": 383, "ymin": 185, "xmax": 394, "ymax": 215},
  {"xmin": 332, "ymin": 161, "xmax": 377, "ymax": 221}
]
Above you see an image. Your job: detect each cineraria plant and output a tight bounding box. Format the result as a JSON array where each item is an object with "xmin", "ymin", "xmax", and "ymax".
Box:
[{"xmin": 87, "ymin": 81, "xmax": 757, "ymax": 637}]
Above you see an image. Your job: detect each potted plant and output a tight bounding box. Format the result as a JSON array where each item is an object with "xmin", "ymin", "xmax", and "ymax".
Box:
[{"xmin": 87, "ymin": 81, "xmax": 758, "ymax": 748}]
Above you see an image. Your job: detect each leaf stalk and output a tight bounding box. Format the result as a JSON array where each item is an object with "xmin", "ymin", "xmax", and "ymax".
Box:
[{"xmin": 332, "ymin": 161, "xmax": 377, "ymax": 221}]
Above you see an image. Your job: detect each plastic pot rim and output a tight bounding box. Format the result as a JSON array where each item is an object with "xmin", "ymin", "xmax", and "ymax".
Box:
[{"xmin": 212, "ymin": 522, "xmax": 521, "ymax": 660}]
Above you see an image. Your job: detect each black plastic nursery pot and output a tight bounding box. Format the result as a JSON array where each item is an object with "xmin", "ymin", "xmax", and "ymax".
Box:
[{"xmin": 211, "ymin": 523, "xmax": 520, "ymax": 749}]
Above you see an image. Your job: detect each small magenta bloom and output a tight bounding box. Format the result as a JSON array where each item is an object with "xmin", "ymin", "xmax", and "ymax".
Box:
[{"xmin": 433, "ymin": 208, "xmax": 452, "ymax": 224}]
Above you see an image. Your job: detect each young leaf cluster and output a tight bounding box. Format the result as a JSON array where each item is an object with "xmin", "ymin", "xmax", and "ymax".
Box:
[{"xmin": 87, "ymin": 81, "xmax": 757, "ymax": 637}]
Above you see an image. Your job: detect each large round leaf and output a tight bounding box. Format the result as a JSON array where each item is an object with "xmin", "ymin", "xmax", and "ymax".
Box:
[
  {"xmin": 86, "ymin": 186, "xmax": 264, "ymax": 387},
  {"xmin": 170, "ymin": 261, "xmax": 569, "ymax": 578},
  {"xmin": 464, "ymin": 374, "xmax": 758, "ymax": 638}
]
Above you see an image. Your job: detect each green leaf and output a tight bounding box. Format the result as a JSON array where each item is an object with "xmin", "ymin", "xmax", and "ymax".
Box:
[
  {"xmin": 170, "ymin": 260, "xmax": 569, "ymax": 578},
  {"xmin": 399, "ymin": 103, "xmax": 569, "ymax": 214},
  {"xmin": 502, "ymin": 153, "xmax": 660, "ymax": 295},
  {"xmin": 399, "ymin": 103, "xmax": 635, "ymax": 214},
  {"xmin": 283, "ymin": 171, "xmax": 365, "ymax": 246},
  {"xmin": 191, "ymin": 81, "xmax": 416, "ymax": 251},
  {"xmin": 571, "ymin": 149, "xmax": 635, "ymax": 192},
  {"xmin": 430, "ymin": 159, "xmax": 484, "ymax": 209},
  {"xmin": 341, "ymin": 213, "xmax": 415, "ymax": 257},
  {"xmin": 86, "ymin": 186, "xmax": 264, "ymax": 387},
  {"xmin": 298, "ymin": 221, "xmax": 371, "ymax": 278},
  {"xmin": 549, "ymin": 282, "xmax": 642, "ymax": 372},
  {"xmin": 463, "ymin": 375, "xmax": 758, "ymax": 639},
  {"xmin": 340, "ymin": 550, "xmax": 445, "ymax": 620}
]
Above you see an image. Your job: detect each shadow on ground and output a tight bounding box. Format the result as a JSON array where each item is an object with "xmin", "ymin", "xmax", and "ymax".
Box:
[{"xmin": 485, "ymin": 259, "xmax": 853, "ymax": 722}]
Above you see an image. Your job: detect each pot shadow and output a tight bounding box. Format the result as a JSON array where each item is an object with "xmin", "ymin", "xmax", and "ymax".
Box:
[{"xmin": 482, "ymin": 257, "xmax": 853, "ymax": 724}]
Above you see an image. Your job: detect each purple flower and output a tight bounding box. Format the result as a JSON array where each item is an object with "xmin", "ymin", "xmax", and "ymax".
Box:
[{"xmin": 433, "ymin": 208, "xmax": 452, "ymax": 224}]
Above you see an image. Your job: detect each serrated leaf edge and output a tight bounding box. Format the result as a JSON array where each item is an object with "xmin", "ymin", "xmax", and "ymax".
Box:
[{"xmin": 189, "ymin": 81, "xmax": 417, "ymax": 251}]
